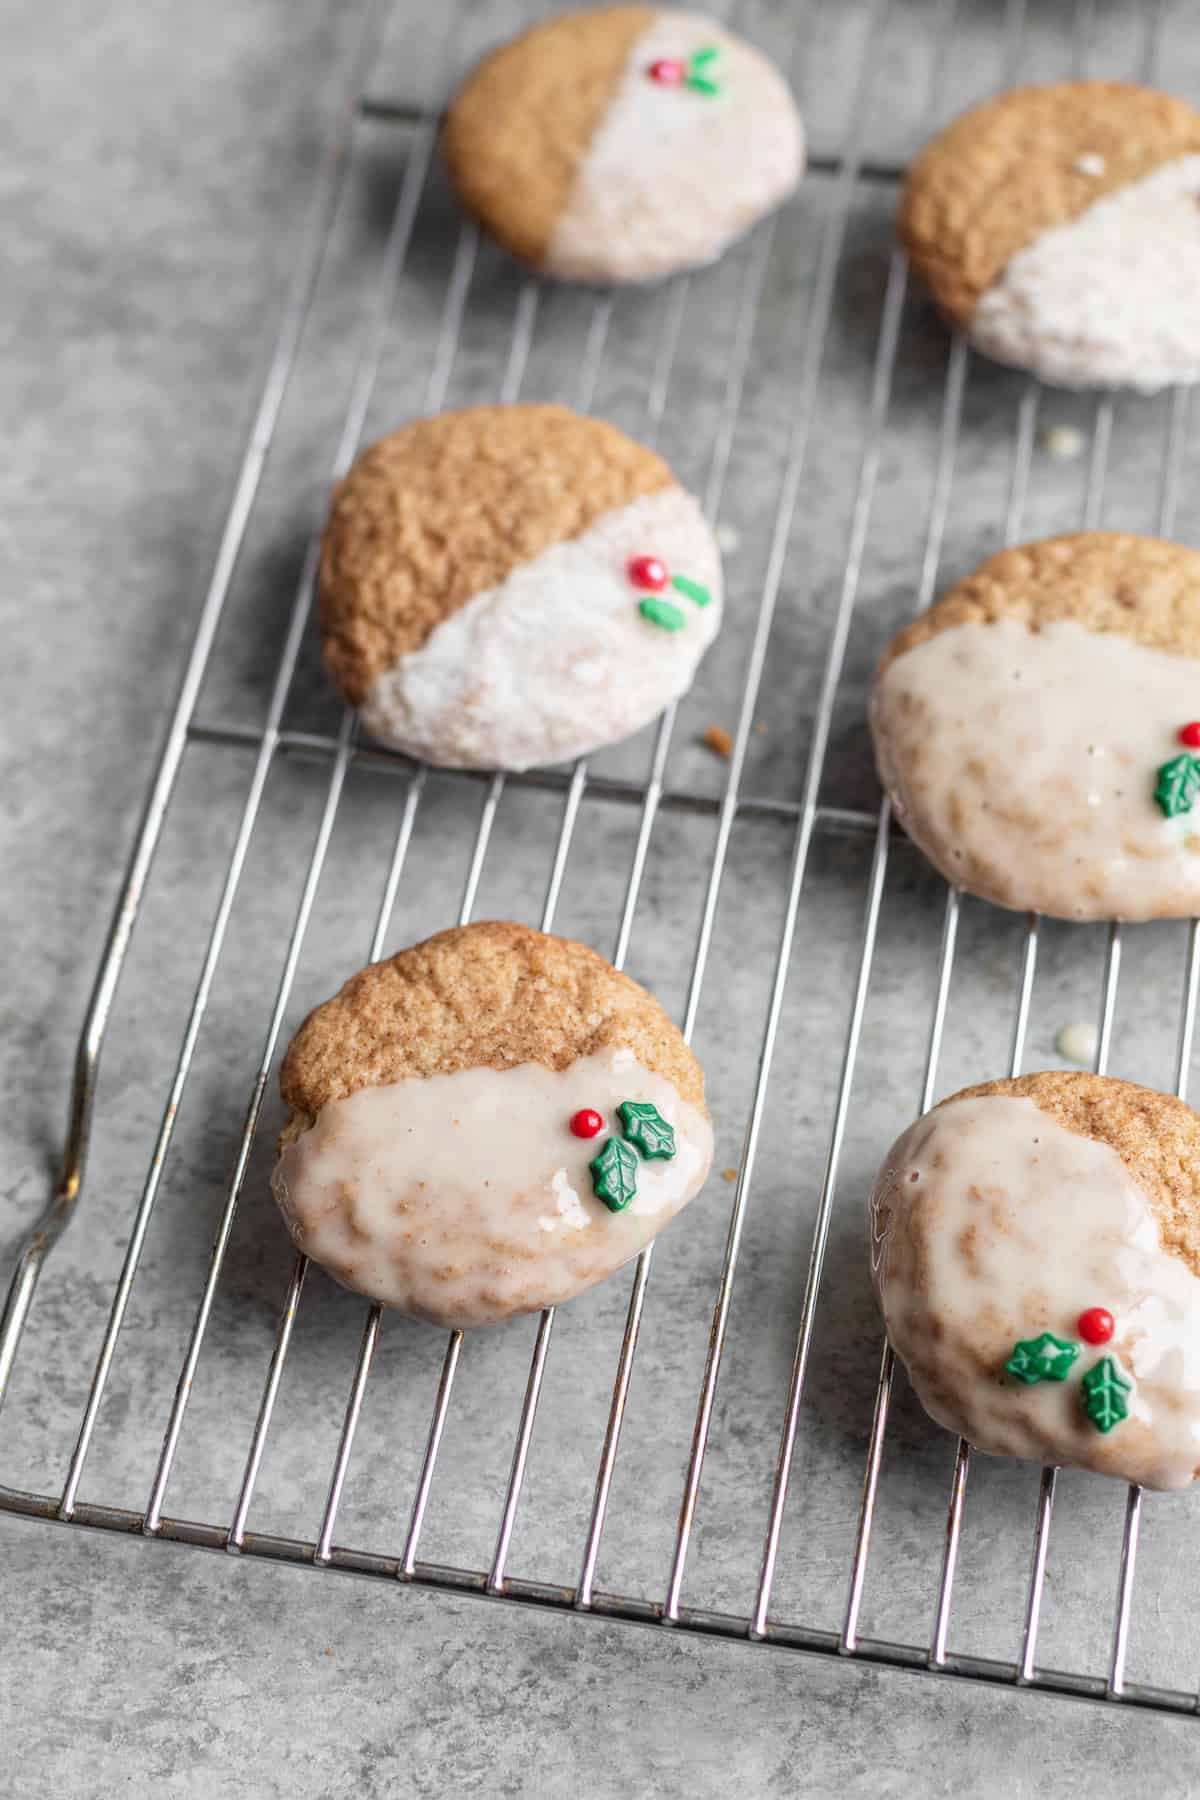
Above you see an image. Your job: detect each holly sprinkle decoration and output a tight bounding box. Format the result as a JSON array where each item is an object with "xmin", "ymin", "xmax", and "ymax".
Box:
[
  {"xmin": 669, "ymin": 574, "xmax": 712, "ymax": 607},
  {"xmin": 647, "ymin": 45, "xmax": 721, "ymax": 96},
  {"xmin": 1003, "ymin": 1311, "xmax": 1133, "ymax": 1434},
  {"xmin": 617, "ymin": 1099, "xmax": 677, "ymax": 1161},
  {"xmin": 1154, "ymin": 750, "xmax": 1200, "ymax": 818},
  {"xmin": 588, "ymin": 1096, "xmax": 681, "ymax": 1209},
  {"xmin": 590, "ymin": 1135, "xmax": 639, "ymax": 1212},
  {"xmin": 638, "ymin": 595, "xmax": 687, "ymax": 632},
  {"xmin": 1076, "ymin": 1306, "xmax": 1114, "ymax": 1346},
  {"xmin": 570, "ymin": 1107, "xmax": 605, "ymax": 1140},
  {"xmin": 630, "ymin": 551, "xmax": 712, "ymax": 633},
  {"xmin": 1004, "ymin": 1331, "xmax": 1080, "ymax": 1384},
  {"xmin": 1081, "ymin": 1355, "xmax": 1132, "ymax": 1433}
]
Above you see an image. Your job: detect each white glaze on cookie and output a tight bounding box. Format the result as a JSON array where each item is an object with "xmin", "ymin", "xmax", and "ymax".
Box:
[
  {"xmin": 870, "ymin": 1094, "xmax": 1200, "ymax": 1489},
  {"xmin": 545, "ymin": 12, "xmax": 804, "ymax": 284},
  {"xmin": 361, "ymin": 485, "xmax": 721, "ymax": 769},
  {"xmin": 970, "ymin": 155, "xmax": 1200, "ymax": 391},
  {"xmin": 271, "ymin": 1049, "xmax": 713, "ymax": 1328},
  {"xmin": 871, "ymin": 615, "xmax": 1200, "ymax": 920}
]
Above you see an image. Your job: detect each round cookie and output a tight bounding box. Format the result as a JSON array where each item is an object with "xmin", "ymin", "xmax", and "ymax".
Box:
[
  {"xmin": 272, "ymin": 921, "xmax": 713, "ymax": 1328},
  {"xmin": 442, "ymin": 7, "xmax": 804, "ymax": 284},
  {"xmin": 870, "ymin": 531, "xmax": 1200, "ymax": 922},
  {"xmin": 899, "ymin": 81, "xmax": 1200, "ymax": 390},
  {"xmin": 869, "ymin": 1071, "xmax": 1200, "ymax": 1490},
  {"xmin": 318, "ymin": 403, "xmax": 723, "ymax": 770}
]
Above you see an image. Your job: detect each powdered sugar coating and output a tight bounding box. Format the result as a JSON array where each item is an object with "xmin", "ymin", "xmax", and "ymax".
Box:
[
  {"xmin": 545, "ymin": 11, "xmax": 804, "ymax": 284},
  {"xmin": 970, "ymin": 155, "xmax": 1200, "ymax": 391},
  {"xmin": 361, "ymin": 485, "xmax": 721, "ymax": 770}
]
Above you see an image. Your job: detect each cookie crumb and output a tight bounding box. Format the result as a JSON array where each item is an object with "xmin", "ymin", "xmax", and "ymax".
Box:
[
  {"xmin": 1074, "ymin": 152, "xmax": 1106, "ymax": 176},
  {"xmin": 322, "ymin": 1648, "xmax": 334, "ymax": 1658},
  {"xmin": 753, "ymin": 720, "xmax": 768, "ymax": 736},
  {"xmin": 703, "ymin": 724, "xmax": 734, "ymax": 758},
  {"xmin": 1038, "ymin": 424, "xmax": 1085, "ymax": 460},
  {"xmin": 1055, "ymin": 1020, "xmax": 1098, "ymax": 1067},
  {"xmin": 722, "ymin": 1166, "xmax": 738, "ymax": 1183},
  {"xmin": 716, "ymin": 522, "xmax": 741, "ymax": 553}
]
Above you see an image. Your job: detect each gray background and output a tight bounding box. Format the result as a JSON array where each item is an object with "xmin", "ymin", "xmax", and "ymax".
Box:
[{"xmin": 6, "ymin": 0, "xmax": 1200, "ymax": 1793}]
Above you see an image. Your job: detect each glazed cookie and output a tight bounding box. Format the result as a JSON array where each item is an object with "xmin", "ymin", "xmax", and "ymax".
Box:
[
  {"xmin": 899, "ymin": 81, "xmax": 1200, "ymax": 390},
  {"xmin": 869, "ymin": 1072, "xmax": 1200, "ymax": 1490},
  {"xmin": 318, "ymin": 404, "xmax": 722, "ymax": 769},
  {"xmin": 271, "ymin": 921, "xmax": 713, "ymax": 1328},
  {"xmin": 442, "ymin": 7, "xmax": 804, "ymax": 284},
  {"xmin": 870, "ymin": 532, "xmax": 1200, "ymax": 922}
]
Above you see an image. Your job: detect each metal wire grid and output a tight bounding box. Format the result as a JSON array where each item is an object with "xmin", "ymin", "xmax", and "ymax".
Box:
[{"xmin": 2, "ymin": 0, "xmax": 1198, "ymax": 1720}]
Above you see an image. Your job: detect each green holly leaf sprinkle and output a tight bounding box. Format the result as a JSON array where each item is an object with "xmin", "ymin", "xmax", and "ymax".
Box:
[
  {"xmin": 689, "ymin": 45, "xmax": 720, "ymax": 67},
  {"xmin": 639, "ymin": 595, "xmax": 687, "ymax": 632},
  {"xmin": 685, "ymin": 73, "xmax": 721, "ymax": 95},
  {"xmin": 1154, "ymin": 752, "xmax": 1200, "ymax": 818},
  {"xmin": 670, "ymin": 573, "xmax": 712, "ymax": 608},
  {"xmin": 617, "ymin": 1100, "xmax": 677, "ymax": 1162},
  {"xmin": 590, "ymin": 1136, "xmax": 639, "ymax": 1212},
  {"xmin": 1004, "ymin": 1331, "xmax": 1080, "ymax": 1385},
  {"xmin": 1081, "ymin": 1356, "xmax": 1132, "ymax": 1433}
]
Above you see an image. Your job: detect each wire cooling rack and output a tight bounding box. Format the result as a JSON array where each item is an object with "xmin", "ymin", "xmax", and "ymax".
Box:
[{"xmin": 5, "ymin": 0, "xmax": 1200, "ymax": 1720}]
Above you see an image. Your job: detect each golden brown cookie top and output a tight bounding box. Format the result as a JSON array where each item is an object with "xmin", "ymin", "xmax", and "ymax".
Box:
[
  {"xmin": 442, "ymin": 7, "xmax": 657, "ymax": 268},
  {"xmin": 280, "ymin": 919, "xmax": 706, "ymax": 1124},
  {"xmin": 899, "ymin": 81, "xmax": 1200, "ymax": 325},
  {"xmin": 878, "ymin": 532, "xmax": 1200, "ymax": 674},
  {"xmin": 318, "ymin": 403, "xmax": 673, "ymax": 704},
  {"xmin": 946, "ymin": 1071, "xmax": 1200, "ymax": 1280}
]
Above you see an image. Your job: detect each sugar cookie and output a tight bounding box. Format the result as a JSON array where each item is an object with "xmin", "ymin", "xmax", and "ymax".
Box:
[
  {"xmin": 870, "ymin": 531, "xmax": 1200, "ymax": 921},
  {"xmin": 319, "ymin": 404, "xmax": 722, "ymax": 769},
  {"xmin": 899, "ymin": 81, "xmax": 1200, "ymax": 390},
  {"xmin": 442, "ymin": 7, "xmax": 804, "ymax": 284},
  {"xmin": 272, "ymin": 921, "xmax": 713, "ymax": 1328},
  {"xmin": 869, "ymin": 1071, "xmax": 1200, "ymax": 1490}
]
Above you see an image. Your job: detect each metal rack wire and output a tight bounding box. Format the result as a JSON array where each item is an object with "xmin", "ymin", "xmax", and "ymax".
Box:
[{"xmin": 4, "ymin": 0, "xmax": 1200, "ymax": 1719}]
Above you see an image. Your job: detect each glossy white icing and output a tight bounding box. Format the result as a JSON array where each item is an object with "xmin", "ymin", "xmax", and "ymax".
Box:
[
  {"xmin": 871, "ymin": 615, "xmax": 1200, "ymax": 920},
  {"xmin": 272, "ymin": 1050, "xmax": 712, "ymax": 1328},
  {"xmin": 869, "ymin": 1093, "xmax": 1200, "ymax": 1490},
  {"xmin": 970, "ymin": 155, "xmax": 1200, "ymax": 391},
  {"xmin": 545, "ymin": 11, "xmax": 804, "ymax": 283},
  {"xmin": 361, "ymin": 485, "xmax": 722, "ymax": 770}
]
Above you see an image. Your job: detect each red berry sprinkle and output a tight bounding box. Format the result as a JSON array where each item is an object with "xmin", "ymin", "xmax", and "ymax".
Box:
[
  {"xmin": 628, "ymin": 553, "xmax": 668, "ymax": 591},
  {"xmin": 1180, "ymin": 722, "xmax": 1200, "ymax": 748},
  {"xmin": 1077, "ymin": 1306, "xmax": 1115, "ymax": 1346},
  {"xmin": 570, "ymin": 1108, "xmax": 605, "ymax": 1139},
  {"xmin": 648, "ymin": 57, "xmax": 686, "ymax": 85}
]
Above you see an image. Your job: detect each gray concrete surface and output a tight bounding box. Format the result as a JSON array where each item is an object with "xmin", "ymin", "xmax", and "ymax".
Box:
[{"xmin": 5, "ymin": 0, "xmax": 1200, "ymax": 1794}]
